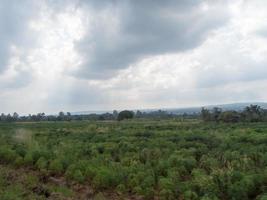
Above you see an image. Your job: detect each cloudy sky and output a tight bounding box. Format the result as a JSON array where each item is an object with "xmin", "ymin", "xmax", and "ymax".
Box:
[{"xmin": 0, "ymin": 0, "xmax": 267, "ymax": 114}]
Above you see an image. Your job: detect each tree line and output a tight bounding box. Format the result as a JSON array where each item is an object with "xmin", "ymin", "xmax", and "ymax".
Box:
[
  {"xmin": 1, "ymin": 104, "xmax": 266, "ymax": 122},
  {"xmin": 201, "ymin": 104, "xmax": 267, "ymax": 123},
  {"xmin": 0, "ymin": 111, "xmax": 130, "ymax": 122},
  {"xmin": 0, "ymin": 110, "xmax": 175, "ymax": 122}
]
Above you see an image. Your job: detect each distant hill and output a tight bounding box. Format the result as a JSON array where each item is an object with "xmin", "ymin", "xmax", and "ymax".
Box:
[
  {"xmin": 71, "ymin": 102, "xmax": 267, "ymax": 115},
  {"xmin": 71, "ymin": 110, "xmax": 108, "ymax": 115}
]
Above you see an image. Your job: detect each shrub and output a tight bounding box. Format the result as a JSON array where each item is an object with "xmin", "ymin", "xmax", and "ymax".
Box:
[
  {"xmin": 141, "ymin": 175, "xmax": 155, "ymax": 189},
  {"xmin": 14, "ymin": 144, "xmax": 27, "ymax": 157},
  {"xmin": 1, "ymin": 185, "xmax": 24, "ymax": 200},
  {"xmin": 65, "ymin": 164, "xmax": 76, "ymax": 180},
  {"xmin": 36, "ymin": 157, "xmax": 48, "ymax": 170},
  {"xmin": 14, "ymin": 156, "xmax": 24, "ymax": 167},
  {"xmin": 84, "ymin": 165, "xmax": 97, "ymax": 179},
  {"xmin": 23, "ymin": 152, "xmax": 34, "ymax": 165},
  {"xmin": 92, "ymin": 168, "xmax": 118, "ymax": 189},
  {"xmin": 158, "ymin": 177, "xmax": 175, "ymax": 192},
  {"xmin": 72, "ymin": 169, "xmax": 85, "ymax": 183},
  {"xmin": 168, "ymin": 154, "xmax": 196, "ymax": 173},
  {"xmin": 159, "ymin": 189, "xmax": 175, "ymax": 200},
  {"xmin": 142, "ymin": 187, "xmax": 154, "ymax": 200},
  {"xmin": 128, "ymin": 176, "xmax": 139, "ymax": 189},
  {"xmin": 59, "ymin": 156, "xmax": 73, "ymax": 170},
  {"xmin": 29, "ymin": 150, "xmax": 41, "ymax": 163},
  {"xmin": 0, "ymin": 147, "xmax": 17, "ymax": 164},
  {"xmin": 184, "ymin": 190, "xmax": 198, "ymax": 200},
  {"xmin": 49, "ymin": 159, "xmax": 64, "ymax": 174}
]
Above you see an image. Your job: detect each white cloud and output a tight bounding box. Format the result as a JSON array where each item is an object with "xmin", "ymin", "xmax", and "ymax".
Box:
[{"xmin": 0, "ymin": 0, "xmax": 266, "ymax": 114}]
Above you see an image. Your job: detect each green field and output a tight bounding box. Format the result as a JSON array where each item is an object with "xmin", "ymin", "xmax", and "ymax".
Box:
[{"xmin": 0, "ymin": 120, "xmax": 267, "ymax": 199}]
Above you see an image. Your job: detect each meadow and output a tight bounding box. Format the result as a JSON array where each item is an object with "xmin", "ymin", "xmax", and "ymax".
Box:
[{"xmin": 0, "ymin": 119, "xmax": 267, "ymax": 200}]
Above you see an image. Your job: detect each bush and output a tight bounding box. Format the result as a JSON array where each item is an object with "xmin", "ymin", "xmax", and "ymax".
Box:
[
  {"xmin": 36, "ymin": 157, "xmax": 48, "ymax": 170},
  {"xmin": 72, "ymin": 169, "xmax": 85, "ymax": 183},
  {"xmin": 92, "ymin": 168, "xmax": 118, "ymax": 189},
  {"xmin": 191, "ymin": 169, "xmax": 218, "ymax": 195},
  {"xmin": 23, "ymin": 152, "xmax": 34, "ymax": 165},
  {"xmin": 184, "ymin": 190, "xmax": 198, "ymax": 200},
  {"xmin": 141, "ymin": 175, "xmax": 155, "ymax": 189},
  {"xmin": 168, "ymin": 154, "xmax": 197, "ymax": 173},
  {"xmin": 14, "ymin": 156, "xmax": 24, "ymax": 167},
  {"xmin": 14, "ymin": 144, "xmax": 27, "ymax": 157},
  {"xmin": 49, "ymin": 159, "xmax": 64, "ymax": 174},
  {"xmin": 141, "ymin": 187, "xmax": 154, "ymax": 200},
  {"xmin": 65, "ymin": 164, "xmax": 85, "ymax": 183},
  {"xmin": 84, "ymin": 165, "xmax": 97, "ymax": 179},
  {"xmin": 0, "ymin": 185, "xmax": 24, "ymax": 200},
  {"xmin": 65, "ymin": 164, "xmax": 76, "ymax": 180},
  {"xmin": 158, "ymin": 177, "xmax": 175, "ymax": 192},
  {"xmin": 0, "ymin": 147, "xmax": 17, "ymax": 164},
  {"xmin": 159, "ymin": 189, "xmax": 175, "ymax": 200}
]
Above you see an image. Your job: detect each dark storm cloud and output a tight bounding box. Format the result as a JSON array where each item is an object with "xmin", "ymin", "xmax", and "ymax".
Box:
[
  {"xmin": 0, "ymin": 0, "xmax": 38, "ymax": 72},
  {"xmin": 74, "ymin": 0, "xmax": 230, "ymax": 79},
  {"xmin": 0, "ymin": 0, "xmax": 230, "ymax": 79}
]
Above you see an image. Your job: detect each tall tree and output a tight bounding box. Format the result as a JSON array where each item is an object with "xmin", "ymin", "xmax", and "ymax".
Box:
[{"xmin": 200, "ymin": 108, "xmax": 211, "ymax": 122}]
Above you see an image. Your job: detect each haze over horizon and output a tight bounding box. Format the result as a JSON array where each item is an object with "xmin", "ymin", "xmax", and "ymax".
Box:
[{"xmin": 1, "ymin": 0, "xmax": 267, "ymax": 115}]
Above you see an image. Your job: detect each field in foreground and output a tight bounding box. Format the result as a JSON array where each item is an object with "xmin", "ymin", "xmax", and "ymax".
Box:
[{"xmin": 0, "ymin": 120, "xmax": 267, "ymax": 200}]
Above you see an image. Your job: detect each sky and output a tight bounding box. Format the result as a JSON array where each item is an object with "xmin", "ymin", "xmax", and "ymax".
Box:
[{"xmin": 0, "ymin": 0, "xmax": 267, "ymax": 115}]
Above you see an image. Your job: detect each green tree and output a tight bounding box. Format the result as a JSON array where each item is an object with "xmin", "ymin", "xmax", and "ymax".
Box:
[
  {"xmin": 212, "ymin": 107, "xmax": 222, "ymax": 122},
  {"xmin": 117, "ymin": 110, "xmax": 134, "ymax": 121},
  {"xmin": 219, "ymin": 111, "xmax": 240, "ymax": 123},
  {"xmin": 201, "ymin": 108, "xmax": 211, "ymax": 122},
  {"xmin": 242, "ymin": 105, "xmax": 264, "ymax": 122}
]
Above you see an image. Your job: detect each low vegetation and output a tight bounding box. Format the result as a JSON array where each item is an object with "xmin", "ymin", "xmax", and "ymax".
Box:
[{"xmin": 0, "ymin": 119, "xmax": 267, "ymax": 199}]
